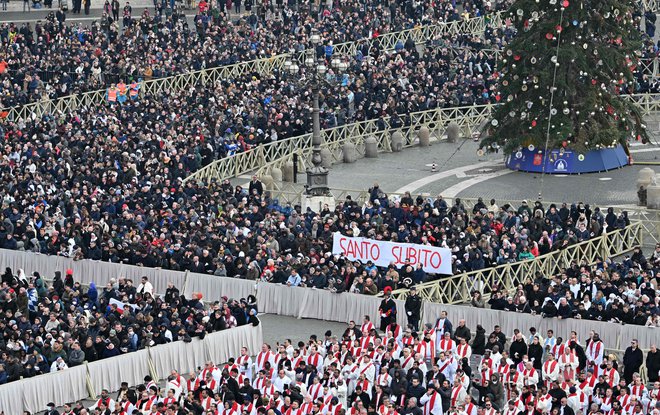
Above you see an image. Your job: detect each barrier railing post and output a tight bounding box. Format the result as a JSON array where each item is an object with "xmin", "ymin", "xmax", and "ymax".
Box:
[
  {"xmin": 147, "ymin": 347, "xmax": 160, "ymax": 382},
  {"xmin": 182, "ymin": 270, "xmax": 190, "ymax": 298},
  {"xmin": 85, "ymin": 362, "xmax": 96, "ymax": 399}
]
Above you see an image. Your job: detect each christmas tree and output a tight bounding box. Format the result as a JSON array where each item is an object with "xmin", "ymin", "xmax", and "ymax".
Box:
[{"xmin": 480, "ymin": 0, "xmax": 649, "ymax": 155}]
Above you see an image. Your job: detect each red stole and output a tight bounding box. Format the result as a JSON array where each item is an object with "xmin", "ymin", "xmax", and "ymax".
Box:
[
  {"xmin": 424, "ymin": 391, "xmax": 440, "ymax": 415},
  {"xmin": 256, "ymin": 351, "xmax": 271, "ymax": 369},
  {"xmin": 457, "ymin": 344, "xmax": 469, "ymax": 358},
  {"xmin": 438, "ymin": 359, "xmax": 452, "ymax": 373},
  {"xmin": 451, "ymin": 386, "xmax": 462, "ymax": 406}
]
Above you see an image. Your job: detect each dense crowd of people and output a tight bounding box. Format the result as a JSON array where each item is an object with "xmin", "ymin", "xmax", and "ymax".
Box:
[
  {"xmin": 36, "ymin": 309, "xmax": 660, "ymax": 415},
  {"xmin": 0, "ymin": 0, "xmax": 509, "ymax": 108},
  {"xmin": 0, "ymin": 266, "xmax": 259, "ymax": 384},
  {"xmin": 0, "ymin": 118, "xmax": 636, "ymax": 284},
  {"xmin": 469, "ymin": 244, "xmax": 660, "ymax": 326},
  {"xmin": 0, "ymin": 0, "xmax": 652, "ymax": 307}
]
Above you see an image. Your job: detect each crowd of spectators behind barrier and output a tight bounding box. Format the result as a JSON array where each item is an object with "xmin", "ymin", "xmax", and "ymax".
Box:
[
  {"xmin": 0, "ymin": 0, "xmax": 513, "ymax": 108},
  {"xmin": 0, "ymin": 267, "xmax": 259, "ymax": 384},
  {"xmin": 471, "ymin": 245, "xmax": 660, "ymax": 326},
  {"xmin": 1, "ymin": 0, "xmax": 658, "ymax": 108}
]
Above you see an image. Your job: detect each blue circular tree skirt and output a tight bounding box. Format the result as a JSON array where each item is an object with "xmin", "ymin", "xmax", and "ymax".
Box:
[{"xmin": 506, "ymin": 145, "xmax": 629, "ymax": 174}]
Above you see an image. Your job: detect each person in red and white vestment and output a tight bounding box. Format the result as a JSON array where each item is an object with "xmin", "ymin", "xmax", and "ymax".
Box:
[
  {"xmin": 167, "ymin": 371, "xmax": 185, "ymax": 399},
  {"xmin": 603, "ymin": 360, "xmax": 620, "ymax": 387},
  {"xmin": 517, "ymin": 361, "xmax": 539, "ymax": 389},
  {"xmin": 648, "ymin": 381, "xmax": 660, "ymax": 409},
  {"xmin": 463, "ymin": 396, "xmax": 478, "ymax": 415},
  {"xmin": 161, "ymin": 388, "xmax": 178, "ymax": 407},
  {"xmin": 136, "ymin": 388, "xmax": 159, "ymax": 414},
  {"xmin": 413, "ymin": 338, "xmax": 427, "ymax": 362},
  {"xmin": 308, "ymin": 376, "xmax": 325, "ymax": 401},
  {"xmin": 204, "ymin": 372, "xmax": 219, "ymax": 394},
  {"xmin": 630, "ymin": 401, "xmax": 646, "ymax": 415},
  {"xmin": 261, "ymin": 378, "xmax": 277, "ymax": 398},
  {"xmin": 285, "ymin": 399, "xmax": 303, "ymax": 415},
  {"xmin": 291, "ymin": 349, "xmax": 306, "ymax": 370},
  {"xmin": 434, "ymin": 311, "xmax": 452, "ymax": 352},
  {"xmin": 420, "ymin": 331, "xmax": 436, "ymax": 364},
  {"xmin": 385, "ymin": 322, "xmax": 403, "ymax": 343},
  {"xmin": 89, "ymin": 389, "xmax": 116, "ymax": 411},
  {"xmin": 358, "ymin": 353, "xmax": 376, "ymax": 384},
  {"xmin": 578, "ymin": 370, "xmax": 598, "ymax": 397},
  {"xmin": 199, "ymin": 361, "xmax": 222, "ymax": 384},
  {"xmin": 401, "ymin": 348, "xmax": 416, "ymax": 372},
  {"xmin": 437, "ymin": 351, "xmax": 458, "ymax": 382},
  {"xmin": 253, "ymin": 370, "xmax": 269, "ymax": 390},
  {"xmin": 341, "ymin": 356, "xmax": 360, "ymax": 395},
  {"xmin": 454, "ymin": 369, "xmax": 470, "ymax": 390},
  {"xmin": 586, "ymin": 334, "xmax": 605, "ymax": 368},
  {"xmin": 242, "ymin": 398, "xmax": 257, "ymax": 415},
  {"xmin": 270, "ymin": 391, "xmax": 285, "ymax": 411},
  {"xmin": 237, "ymin": 346, "xmax": 253, "ymax": 380},
  {"xmin": 307, "ymin": 346, "xmax": 324, "ymax": 374},
  {"xmin": 361, "ymin": 316, "xmax": 375, "ymax": 334},
  {"xmin": 438, "ymin": 332, "xmax": 456, "ymax": 355},
  {"xmin": 567, "ymin": 386, "xmax": 589, "ymax": 415},
  {"xmin": 360, "ymin": 331, "xmax": 376, "ymax": 350},
  {"xmin": 117, "ymin": 396, "xmax": 135, "ymax": 415},
  {"xmin": 450, "ymin": 382, "xmax": 468, "ymax": 407},
  {"xmin": 311, "ymin": 400, "xmax": 326, "ymax": 415},
  {"xmin": 420, "ymin": 385, "xmax": 444, "ymax": 415},
  {"xmin": 355, "ymin": 374, "xmax": 373, "ymax": 399},
  {"xmin": 300, "ymin": 394, "xmax": 314, "ymax": 414},
  {"xmin": 535, "ymin": 388, "xmax": 553, "ymax": 413},
  {"xmin": 559, "ymin": 347, "xmax": 579, "ymax": 382},
  {"xmin": 543, "ymin": 353, "xmax": 561, "ymax": 390},
  {"xmin": 455, "ymin": 338, "xmax": 472, "ymax": 361},
  {"xmin": 338, "ymin": 343, "xmax": 352, "ymax": 366},
  {"xmin": 597, "ymin": 387, "xmax": 616, "ymax": 413},
  {"xmin": 627, "ymin": 396, "xmax": 643, "ymax": 415},
  {"xmin": 552, "ymin": 341, "xmax": 567, "ymax": 360},
  {"xmin": 111, "ymin": 401, "xmax": 129, "ymax": 415},
  {"xmin": 224, "ymin": 358, "xmax": 240, "ymax": 375},
  {"xmin": 503, "ymin": 400, "xmax": 520, "ymax": 415},
  {"xmin": 375, "ymin": 391, "xmax": 390, "ymax": 414},
  {"xmin": 628, "ymin": 374, "xmax": 645, "ymax": 398},
  {"xmin": 256, "ymin": 344, "xmax": 276, "ymax": 374},
  {"xmin": 402, "ymin": 329, "xmax": 416, "ymax": 348},
  {"xmin": 376, "ymin": 366, "xmax": 392, "ymax": 388},
  {"xmin": 497, "ymin": 353, "xmax": 511, "ymax": 379},
  {"xmin": 478, "ymin": 362, "xmax": 494, "ymax": 387},
  {"xmin": 483, "ymin": 400, "xmax": 497, "ymax": 415},
  {"xmin": 480, "ymin": 350, "xmax": 495, "ymax": 371},
  {"xmin": 221, "ymin": 399, "xmax": 241, "ymax": 415},
  {"xmin": 324, "ymin": 344, "xmax": 341, "ymax": 368},
  {"xmin": 618, "ymin": 387, "xmax": 634, "ymax": 414}
]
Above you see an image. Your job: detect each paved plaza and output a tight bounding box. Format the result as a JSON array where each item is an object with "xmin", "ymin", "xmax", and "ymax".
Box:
[{"xmin": 320, "ymin": 139, "xmax": 660, "ymax": 207}]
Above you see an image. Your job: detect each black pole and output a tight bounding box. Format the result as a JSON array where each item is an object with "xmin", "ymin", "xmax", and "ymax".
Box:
[{"xmin": 293, "ymin": 153, "xmax": 298, "ymax": 183}]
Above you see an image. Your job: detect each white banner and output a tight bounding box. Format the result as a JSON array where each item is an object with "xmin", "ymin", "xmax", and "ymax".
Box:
[{"xmin": 332, "ymin": 232, "xmax": 452, "ymax": 274}]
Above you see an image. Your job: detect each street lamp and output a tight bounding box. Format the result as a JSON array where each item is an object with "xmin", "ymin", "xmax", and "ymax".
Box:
[{"xmin": 283, "ymin": 32, "xmax": 346, "ymax": 198}]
